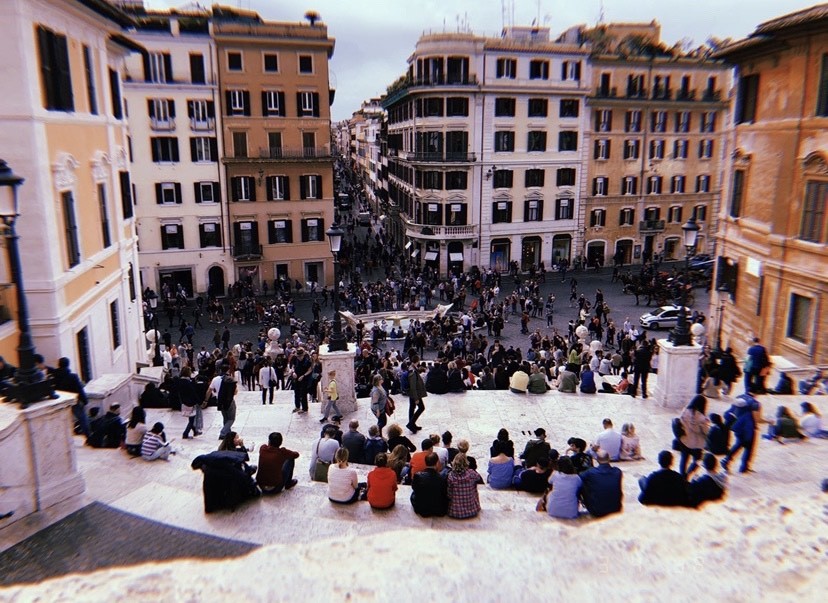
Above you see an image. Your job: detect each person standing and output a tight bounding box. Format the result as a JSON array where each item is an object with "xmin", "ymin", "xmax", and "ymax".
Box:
[
  {"xmin": 205, "ymin": 363, "xmax": 237, "ymax": 440},
  {"xmin": 50, "ymin": 357, "xmax": 90, "ymax": 438},
  {"xmin": 290, "ymin": 347, "xmax": 313, "ymax": 414},
  {"xmin": 679, "ymin": 395, "xmax": 711, "ymax": 477},
  {"xmin": 178, "ymin": 367, "xmax": 202, "ymax": 439},
  {"xmin": 722, "ymin": 393, "xmax": 763, "ymax": 474},
  {"xmin": 370, "ymin": 374, "xmax": 389, "ymax": 431},
  {"xmin": 631, "ymin": 341, "xmax": 652, "ymax": 399},
  {"xmin": 744, "ymin": 337, "xmax": 770, "ymax": 394},
  {"xmin": 407, "ymin": 356, "xmax": 427, "ymax": 433},
  {"xmin": 258, "ymin": 357, "xmax": 277, "ymax": 405},
  {"xmin": 320, "ymin": 369, "xmax": 342, "ymax": 423}
]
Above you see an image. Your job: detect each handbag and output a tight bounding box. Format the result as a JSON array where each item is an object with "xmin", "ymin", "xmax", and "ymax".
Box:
[
  {"xmin": 385, "ymin": 396, "xmax": 396, "ymax": 416},
  {"xmin": 313, "ymin": 440, "xmax": 330, "ymax": 482}
]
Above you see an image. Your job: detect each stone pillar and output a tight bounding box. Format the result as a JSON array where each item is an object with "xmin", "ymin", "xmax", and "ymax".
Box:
[
  {"xmin": 319, "ymin": 343, "xmax": 358, "ymax": 415},
  {"xmin": 654, "ymin": 340, "xmax": 702, "ymax": 409},
  {"xmin": 0, "ymin": 393, "xmax": 86, "ymax": 525}
]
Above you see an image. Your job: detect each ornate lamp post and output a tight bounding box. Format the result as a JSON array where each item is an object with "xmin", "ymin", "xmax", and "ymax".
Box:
[
  {"xmin": 145, "ymin": 289, "xmax": 162, "ymax": 367},
  {"xmin": 668, "ymin": 216, "xmax": 700, "ymax": 346},
  {"xmin": 0, "ymin": 160, "xmax": 54, "ymax": 406},
  {"xmin": 325, "ymin": 222, "xmax": 348, "ymax": 352}
]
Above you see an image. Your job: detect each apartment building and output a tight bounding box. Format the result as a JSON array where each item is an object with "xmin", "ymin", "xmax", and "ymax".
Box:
[
  {"xmin": 0, "ymin": 0, "xmax": 144, "ymax": 380},
  {"xmin": 121, "ymin": 5, "xmax": 229, "ymax": 297},
  {"xmin": 714, "ymin": 6, "xmax": 828, "ymax": 365},
  {"xmin": 580, "ymin": 22, "xmax": 730, "ymax": 266},
  {"xmin": 382, "ymin": 27, "xmax": 590, "ymax": 275},
  {"xmin": 214, "ymin": 6, "xmax": 336, "ymax": 288}
]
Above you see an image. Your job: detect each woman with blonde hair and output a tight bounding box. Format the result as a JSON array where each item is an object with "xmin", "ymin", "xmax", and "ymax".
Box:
[
  {"xmin": 619, "ymin": 423, "xmax": 643, "ymax": 461},
  {"xmin": 447, "ymin": 453, "xmax": 482, "ymax": 519},
  {"xmin": 328, "ymin": 447, "xmax": 364, "ymax": 504}
]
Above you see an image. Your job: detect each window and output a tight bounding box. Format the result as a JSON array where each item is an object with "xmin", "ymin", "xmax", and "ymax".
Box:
[
  {"xmin": 83, "ymin": 46, "xmax": 97, "ymax": 115},
  {"xmin": 735, "ymin": 74, "xmax": 759, "ymax": 124},
  {"xmin": 701, "ymin": 111, "xmax": 716, "ymax": 132},
  {"xmin": 590, "ymin": 209, "xmax": 606, "ymax": 227},
  {"xmin": 446, "ymin": 203, "xmax": 468, "ymax": 225},
  {"xmin": 422, "ymin": 171, "xmax": 443, "ymax": 190},
  {"xmin": 234, "ymin": 221, "xmax": 259, "ymax": 254},
  {"xmin": 226, "ymin": 89, "xmax": 251, "ymax": 116},
  {"xmin": 625, "ymin": 110, "xmax": 642, "ymax": 132},
  {"xmin": 556, "ymin": 168, "xmax": 575, "ymax": 187},
  {"xmin": 150, "ymin": 137, "xmax": 179, "ymax": 163},
  {"xmin": 297, "ymin": 91, "xmax": 320, "ymax": 117},
  {"xmin": 301, "ymin": 218, "xmax": 325, "ymax": 242},
  {"xmin": 446, "ymin": 56, "xmax": 470, "ymax": 83},
  {"xmin": 76, "ymin": 327, "xmax": 91, "ymax": 383},
  {"xmin": 671, "ymin": 175, "xmax": 686, "ymax": 194},
  {"xmin": 494, "ymin": 97, "xmax": 515, "ymax": 116},
  {"xmin": 302, "ymin": 132, "xmax": 317, "ymax": 157},
  {"xmin": 300, "ymin": 175, "xmax": 323, "ymax": 199},
  {"xmin": 668, "ymin": 206, "xmax": 683, "ymax": 223},
  {"xmin": 119, "ymin": 171, "xmax": 133, "ymax": 220},
  {"xmin": 109, "ymin": 301, "xmax": 121, "ymax": 350},
  {"xmin": 232, "ymin": 132, "xmax": 247, "ymax": 158},
  {"xmin": 268, "ymin": 220, "xmax": 293, "ymax": 244},
  {"xmin": 423, "ymin": 203, "xmax": 442, "ymax": 225},
  {"xmin": 108, "ymin": 69, "xmax": 122, "ymax": 119},
  {"xmin": 646, "ymin": 176, "xmax": 663, "ymax": 195},
  {"xmin": 800, "ymin": 181, "xmax": 827, "ymax": 242},
  {"xmin": 227, "ymin": 51, "xmax": 243, "ymax": 71},
  {"xmin": 231, "ymin": 176, "xmax": 255, "ymax": 202},
  {"xmin": 644, "ymin": 207, "xmax": 661, "ymax": 222},
  {"xmin": 36, "ymin": 26, "xmax": 73, "ymax": 111},
  {"xmin": 189, "ymin": 53, "xmax": 205, "ymax": 84},
  {"xmin": 728, "ymin": 170, "xmax": 744, "ymax": 217},
  {"xmin": 494, "ymin": 131, "xmax": 515, "ymax": 152},
  {"xmin": 529, "ymin": 59, "xmax": 549, "ymax": 80},
  {"xmin": 697, "ymin": 174, "xmax": 711, "ymax": 194},
  {"xmin": 496, "ymin": 58, "xmax": 516, "ymax": 79},
  {"xmin": 674, "ymin": 139, "xmax": 688, "ymax": 159},
  {"xmin": 161, "ymin": 223, "xmax": 184, "ymax": 249},
  {"xmin": 627, "ymin": 74, "xmax": 645, "ymax": 97},
  {"xmin": 524, "ymin": 199, "xmax": 543, "ymax": 221},
  {"xmin": 623, "ymin": 139, "xmax": 640, "ymax": 160},
  {"xmin": 593, "ymin": 177, "xmax": 608, "ymax": 196},
  {"xmin": 555, "ymin": 198, "xmax": 573, "ymax": 220},
  {"xmin": 262, "ymin": 91, "xmax": 286, "ymax": 116},
  {"xmin": 649, "ymin": 139, "xmax": 665, "ymax": 160},
  {"xmin": 148, "ymin": 98, "xmax": 175, "ymax": 128},
  {"xmin": 190, "ymin": 136, "xmax": 217, "ymax": 162},
  {"xmin": 527, "ymin": 131, "xmax": 547, "ymax": 152},
  {"xmin": 194, "ymin": 181, "xmax": 221, "ymax": 204},
  {"xmin": 787, "ymin": 294, "xmax": 812, "ymax": 343},
  {"xmin": 418, "ymin": 98, "xmax": 444, "ymax": 117},
  {"xmin": 651, "ymin": 111, "xmax": 667, "ymax": 132},
  {"xmin": 145, "ymin": 52, "xmax": 172, "ymax": 83},
  {"xmin": 268, "ymin": 132, "xmax": 283, "ymax": 158},
  {"xmin": 622, "ymin": 176, "xmax": 638, "ymax": 195},
  {"xmin": 619, "ymin": 208, "xmax": 634, "ymax": 226},
  {"xmin": 446, "ymin": 171, "xmax": 468, "ymax": 190},
  {"xmin": 492, "ymin": 200, "xmax": 513, "ymax": 223},
  {"xmin": 492, "ymin": 170, "xmax": 513, "ymax": 188},
  {"xmin": 525, "ymin": 169, "xmax": 545, "ymax": 188},
  {"xmin": 818, "ymin": 55, "xmax": 828, "ymax": 116},
  {"xmin": 98, "ymin": 183, "xmax": 111, "ymax": 248},
  {"xmin": 595, "ymin": 109, "xmax": 612, "ymax": 132},
  {"xmin": 299, "ymin": 55, "xmax": 313, "ymax": 74},
  {"xmin": 699, "ymin": 139, "xmax": 714, "ymax": 159},
  {"xmin": 594, "ymin": 139, "xmax": 610, "ymax": 160},
  {"xmin": 199, "ymin": 222, "xmax": 222, "ymax": 247},
  {"xmin": 187, "ymin": 99, "xmax": 215, "ymax": 128},
  {"xmin": 155, "ymin": 182, "xmax": 182, "ymax": 205},
  {"xmin": 446, "ymin": 97, "xmax": 469, "ymax": 116},
  {"xmin": 561, "ymin": 60, "xmax": 581, "ymax": 81},
  {"xmin": 527, "ymin": 98, "xmax": 548, "ymax": 117},
  {"xmin": 675, "ymin": 111, "xmax": 691, "ymax": 133},
  {"xmin": 560, "ymin": 99, "xmax": 579, "ymax": 118},
  {"xmin": 264, "ymin": 53, "xmax": 279, "ymax": 73},
  {"xmin": 693, "ymin": 205, "xmax": 708, "ymax": 222},
  {"xmin": 61, "ymin": 192, "xmax": 80, "ymax": 267},
  {"xmin": 558, "ymin": 131, "xmax": 577, "ymax": 151}
]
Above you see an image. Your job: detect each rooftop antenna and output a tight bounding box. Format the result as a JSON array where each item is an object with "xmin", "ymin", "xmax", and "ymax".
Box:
[
  {"xmin": 536, "ymin": 0, "xmax": 541, "ymax": 26},
  {"xmin": 598, "ymin": 0, "xmax": 606, "ymax": 25}
]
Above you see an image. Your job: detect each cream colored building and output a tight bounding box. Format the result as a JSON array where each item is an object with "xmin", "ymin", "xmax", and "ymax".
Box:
[
  {"xmin": 0, "ymin": 0, "xmax": 144, "ymax": 380},
  {"xmin": 714, "ymin": 6, "xmax": 828, "ymax": 366},
  {"xmin": 122, "ymin": 4, "xmax": 231, "ymax": 297}
]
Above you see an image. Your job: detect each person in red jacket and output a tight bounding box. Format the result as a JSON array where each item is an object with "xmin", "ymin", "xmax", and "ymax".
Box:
[
  {"xmin": 366, "ymin": 453, "xmax": 398, "ymax": 509},
  {"xmin": 256, "ymin": 432, "xmax": 299, "ymax": 494}
]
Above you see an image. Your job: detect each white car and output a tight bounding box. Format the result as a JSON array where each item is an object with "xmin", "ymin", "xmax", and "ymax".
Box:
[{"xmin": 639, "ymin": 305, "xmax": 692, "ymax": 330}]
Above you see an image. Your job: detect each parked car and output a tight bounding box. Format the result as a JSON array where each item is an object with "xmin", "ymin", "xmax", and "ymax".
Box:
[
  {"xmin": 688, "ymin": 254, "xmax": 713, "ymax": 270},
  {"xmin": 639, "ymin": 305, "xmax": 692, "ymax": 329},
  {"xmin": 357, "ymin": 211, "xmax": 371, "ymax": 226}
]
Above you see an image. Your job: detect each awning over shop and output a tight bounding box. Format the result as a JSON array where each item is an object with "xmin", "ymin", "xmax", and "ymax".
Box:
[
  {"xmin": 449, "ymin": 252, "xmax": 463, "ymax": 262},
  {"xmin": 411, "ymin": 249, "xmax": 420, "ymax": 258},
  {"xmin": 404, "ymin": 241, "xmax": 412, "ymax": 250},
  {"xmin": 424, "ymin": 251, "xmax": 438, "ymax": 261}
]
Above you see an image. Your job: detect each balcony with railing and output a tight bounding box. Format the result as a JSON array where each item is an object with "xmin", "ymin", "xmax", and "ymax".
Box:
[
  {"xmin": 701, "ymin": 89, "xmax": 723, "ymax": 102},
  {"xmin": 150, "ymin": 117, "xmax": 176, "ymax": 131},
  {"xmin": 400, "ymin": 151, "xmax": 476, "ymax": 163},
  {"xmin": 594, "ymin": 86, "xmax": 618, "ymax": 98},
  {"xmin": 190, "ymin": 117, "xmax": 215, "ymax": 131},
  {"xmin": 256, "ymin": 146, "xmax": 333, "ymax": 160},
  {"xmin": 232, "ymin": 244, "xmax": 263, "ymax": 259},
  {"xmin": 403, "ymin": 219, "xmax": 476, "ymax": 240},
  {"xmin": 639, "ymin": 220, "xmax": 666, "ymax": 232},
  {"xmin": 675, "ymin": 89, "xmax": 696, "ymax": 101}
]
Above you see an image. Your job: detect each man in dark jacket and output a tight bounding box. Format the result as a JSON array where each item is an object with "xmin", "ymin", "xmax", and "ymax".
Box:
[
  {"xmin": 410, "ymin": 453, "xmax": 448, "ymax": 517},
  {"xmin": 407, "ymin": 356, "xmax": 427, "ymax": 433},
  {"xmin": 342, "ymin": 420, "xmax": 366, "ymax": 464},
  {"xmin": 51, "ymin": 357, "xmax": 91, "ymax": 437},
  {"xmin": 688, "ymin": 453, "xmax": 727, "ymax": 508},
  {"xmin": 579, "ymin": 450, "xmax": 623, "ymax": 517},
  {"xmin": 631, "ymin": 341, "xmax": 652, "ymax": 398},
  {"xmin": 638, "ymin": 450, "xmax": 688, "ymax": 507}
]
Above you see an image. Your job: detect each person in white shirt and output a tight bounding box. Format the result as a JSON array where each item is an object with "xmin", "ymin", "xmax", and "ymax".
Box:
[
  {"xmin": 309, "ymin": 427, "xmax": 340, "ymax": 480},
  {"xmin": 258, "ymin": 357, "xmax": 278, "ymax": 405},
  {"xmin": 590, "ymin": 418, "xmax": 623, "ymax": 461},
  {"xmin": 430, "ymin": 433, "xmax": 449, "ymax": 467},
  {"xmin": 327, "ymin": 447, "xmax": 365, "ymax": 504}
]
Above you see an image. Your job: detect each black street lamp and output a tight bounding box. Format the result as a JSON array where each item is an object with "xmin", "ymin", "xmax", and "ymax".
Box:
[
  {"xmin": 325, "ymin": 222, "xmax": 348, "ymax": 352},
  {"xmin": 0, "ymin": 159, "xmax": 55, "ymax": 407},
  {"xmin": 145, "ymin": 290, "xmax": 162, "ymax": 367},
  {"xmin": 668, "ymin": 216, "xmax": 700, "ymax": 346}
]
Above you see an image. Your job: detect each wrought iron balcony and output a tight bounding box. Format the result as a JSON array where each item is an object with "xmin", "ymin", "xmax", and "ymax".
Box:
[
  {"xmin": 232, "ymin": 244, "xmax": 263, "ymax": 259},
  {"xmin": 401, "ymin": 151, "xmax": 476, "ymax": 163},
  {"xmin": 257, "ymin": 146, "xmax": 333, "ymax": 160},
  {"xmin": 150, "ymin": 117, "xmax": 176, "ymax": 131},
  {"xmin": 639, "ymin": 219, "xmax": 666, "ymax": 232},
  {"xmin": 190, "ymin": 117, "xmax": 215, "ymax": 131}
]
